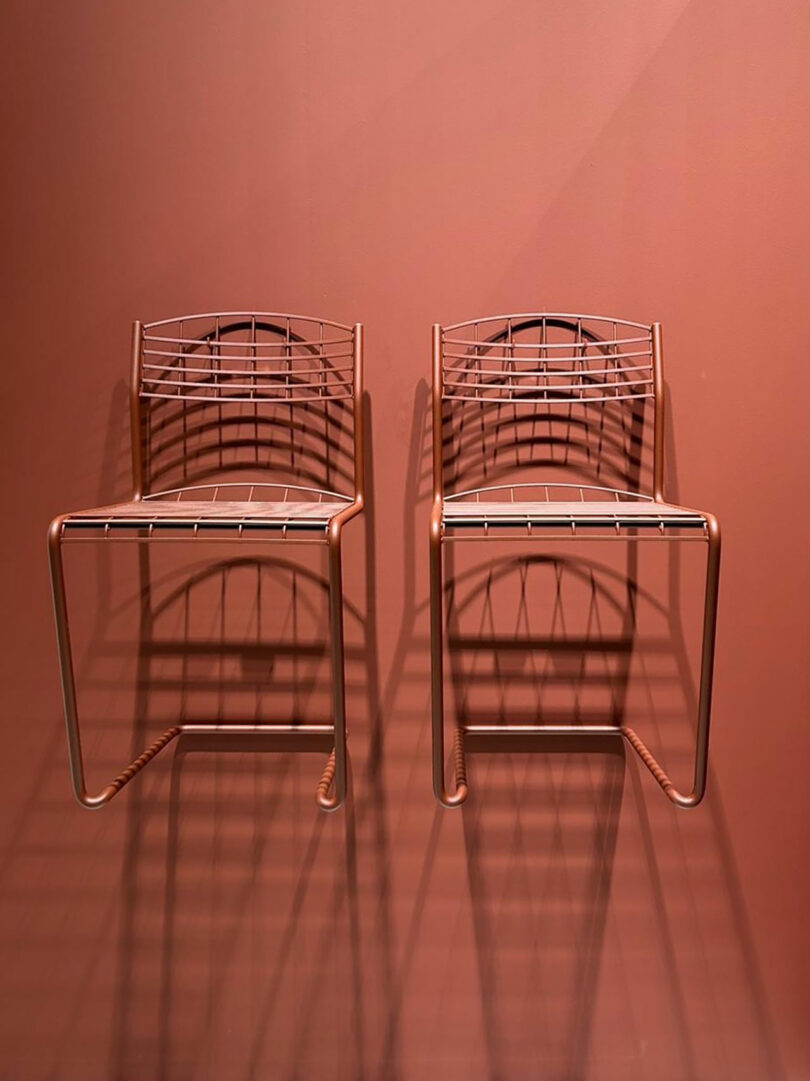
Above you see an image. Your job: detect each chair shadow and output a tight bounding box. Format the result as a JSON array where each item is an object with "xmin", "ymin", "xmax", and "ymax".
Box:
[
  {"xmin": 104, "ymin": 388, "xmax": 388, "ymax": 1081},
  {"xmin": 21, "ymin": 363, "xmax": 785, "ymax": 1080},
  {"xmin": 446, "ymin": 551, "xmax": 632, "ymax": 1080},
  {"xmin": 377, "ymin": 376, "xmax": 787, "ymax": 1081}
]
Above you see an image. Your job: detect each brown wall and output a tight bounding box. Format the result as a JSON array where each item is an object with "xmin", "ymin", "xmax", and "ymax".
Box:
[{"xmin": 1, "ymin": 1, "xmax": 809, "ymax": 1078}]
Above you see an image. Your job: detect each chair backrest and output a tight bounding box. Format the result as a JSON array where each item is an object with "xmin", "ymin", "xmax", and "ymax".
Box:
[
  {"xmin": 433, "ymin": 313, "xmax": 664, "ymax": 501},
  {"xmin": 129, "ymin": 312, "xmax": 363, "ymax": 499}
]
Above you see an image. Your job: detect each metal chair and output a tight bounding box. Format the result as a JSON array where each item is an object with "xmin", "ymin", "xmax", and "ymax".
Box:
[
  {"xmin": 430, "ymin": 313, "xmax": 721, "ymax": 808},
  {"xmin": 49, "ymin": 311, "xmax": 364, "ymax": 811}
]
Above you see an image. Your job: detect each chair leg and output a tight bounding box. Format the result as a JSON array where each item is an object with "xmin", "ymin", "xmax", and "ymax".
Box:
[
  {"xmin": 430, "ymin": 517, "xmax": 468, "ymax": 807},
  {"xmin": 622, "ymin": 514, "xmax": 721, "ymax": 807},
  {"xmin": 48, "ymin": 518, "xmax": 182, "ymax": 808},
  {"xmin": 431, "ymin": 518, "xmax": 720, "ymax": 810},
  {"xmin": 50, "ymin": 519, "xmax": 345, "ymax": 812},
  {"xmin": 318, "ymin": 529, "xmax": 349, "ymax": 811}
]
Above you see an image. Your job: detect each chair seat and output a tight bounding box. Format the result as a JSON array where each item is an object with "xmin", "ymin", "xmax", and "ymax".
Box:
[
  {"xmin": 442, "ymin": 499, "xmax": 706, "ymax": 528},
  {"xmin": 61, "ymin": 498, "xmax": 351, "ymax": 533}
]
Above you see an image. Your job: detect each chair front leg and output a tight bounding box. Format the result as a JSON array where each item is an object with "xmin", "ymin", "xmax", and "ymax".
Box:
[
  {"xmin": 318, "ymin": 524, "xmax": 349, "ymax": 811},
  {"xmin": 430, "ymin": 509, "xmax": 468, "ymax": 808},
  {"xmin": 48, "ymin": 517, "xmax": 182, "ymax": 808},
  {"xmin": 622, "ymin": 513, "xmax": 721, "ymax": 807}
]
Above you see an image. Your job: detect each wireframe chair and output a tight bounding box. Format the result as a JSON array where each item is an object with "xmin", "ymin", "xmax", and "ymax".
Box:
[
  {"xmin": 430, "ymin": 314, "xmax": 721, "ymax": 808},
  {"xmin": 49, "ymin": 311, "xmax": 363, "ymax": 811}
]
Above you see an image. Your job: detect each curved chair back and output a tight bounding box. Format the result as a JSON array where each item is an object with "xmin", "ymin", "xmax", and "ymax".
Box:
[
  {"xmin": 130, "ymin": 312, "xmax": 363, "ymax": 499},
  {"xmin": 434, "ymin": 313, "xmax": 664, "ymax": 500}
]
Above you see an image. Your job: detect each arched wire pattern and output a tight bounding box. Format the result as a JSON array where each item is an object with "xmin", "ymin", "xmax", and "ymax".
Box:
[
  {"xmin": 141, "ymin": 312, "xmax": 355, "ymax": 405},
  {"xmin": 138, "ymin": 313, "xmax": 357, "ymax": 501},
  {"xmin": 430, "ymin": 312, "xmax": 721, "ymax": 812},
  {"xmin": 439, "ymin": 314, "xmax": 655, "ymax": 500},
  {"xmin": 441, "ymin": 313, "xmax": 654, "ymax": 406},
  {"xmin": 48, "ymin": 310, "xmax": 365, "ymax": 813}
]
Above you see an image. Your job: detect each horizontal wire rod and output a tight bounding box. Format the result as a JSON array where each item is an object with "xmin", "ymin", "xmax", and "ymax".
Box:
[
  {"xmin": 141, "ymin": 389, "xmax": 353, "ymax": 403},
  {"xmin": 144, "ymin": 335, "xmax": 352, "ymax": 348},
  {"xmin": 442, "ymin": 376, "xmax": 654, "ymax": 392},
  {"xmin": 141, "ymin": 374, "xmax": 353, "ymax": 392},
  {"xmin": 444, "ymin": 334, "xmax": 651, "ymax": 349},
  {"xmin": 142, "ymin": 360, "xmax": 354, "ymax": 375},
  {"xmin": 60, "ymin": 534, "xmax": 332, "ymax": 544},
  {"xmin": 144, "ymin": 311, "xmax": 353, "ymax": 332},
  {"xmin": 143, "ymin": 482, "xmax": 353, "ymax": 500},
  {"xmin": 443, "ymin": 533, "xmax": 708, "ymax": 543},
  {"xmin": 443, "ymin": 349, "xmax": 652, "ymax": 364},
  {"xmin": 142, "ymin": 349, "xmax": 353, "ymax": 363},
  {"xmin": 443, "ymin": 361, "xmax": 652, "ymax": 377},
  {"xmin": 445, "ymin": 482, "xmax": 654, "ymax": 498},
  {"xmin": 441, "ymin": 389, "xmax": 653, "ymax": 404},
  {"xmin": 443, "ymin": 312, "xmax": 652, "ymax": 332}
]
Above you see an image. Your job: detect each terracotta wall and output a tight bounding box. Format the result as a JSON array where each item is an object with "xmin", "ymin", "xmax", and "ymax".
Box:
[{"xmin": 1, "ymin": 1, "xmax": 809, "ymax": 1078}]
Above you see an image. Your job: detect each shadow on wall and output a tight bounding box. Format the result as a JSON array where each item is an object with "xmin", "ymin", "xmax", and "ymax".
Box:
[
  {"xmin": 103, "ymin": 387, "xmax": 391, "ymax": 1080},
  {"xmin": 370, "ymin": 376, "xmax": 786, "ymax": 1081},
  {"xmin": 448, "ymin": 555, "xmax": 629, "ymax": 1078},
  {"xmin": 0, "ymin": 373, "xmax": 785, "ymax": 1080},
  {"xmin": 2, "ymin": 368, "xmax": 391, "ymax": 1078},
  {"xmin": 108, "ymin": 560, "xmax": 368, "ymax": 1078}
]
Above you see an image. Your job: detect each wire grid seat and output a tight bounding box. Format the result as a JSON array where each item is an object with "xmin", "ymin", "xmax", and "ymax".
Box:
[
  {"xmin": 56, "ymin": 486, "xmax": 354, "ymax": 540},
  {"xmin": 49, "ymin": 312, "xmax": 364, "ymax": 811},
  {"xmin": 442, "ymin": 484, "xmax": 708, "ymax": 532},
  {"xmin": 430, "ymin": 313, "xmax": 721, "ymax": 809}
]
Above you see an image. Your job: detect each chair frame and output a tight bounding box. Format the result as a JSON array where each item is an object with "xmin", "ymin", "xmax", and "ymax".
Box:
[
  {"xmin": 430, "ymin": 315, "xmax": 721, "ymax": 808},
  {"xmin": 49, "ymin": 312, "xmax": 364, "ymax": 812}
]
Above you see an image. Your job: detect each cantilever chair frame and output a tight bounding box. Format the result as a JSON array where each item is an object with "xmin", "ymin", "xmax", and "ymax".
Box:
[
  {"xmin": 430, "ymin": 315, "xmax": 721, "ymax": 809},
  {"xmin": 49, "ymin": 312, "xmax": 364, "ymax": 812}
]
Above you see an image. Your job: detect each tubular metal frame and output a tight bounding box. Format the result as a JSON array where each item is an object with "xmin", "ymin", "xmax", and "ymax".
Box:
[
  {"xmin": 49, "ymin": 313, "xmax": 364, "ymax": 812},
  {"xmin": 430, "ymin": 315, "xmax": 721, "ymax": 809}
]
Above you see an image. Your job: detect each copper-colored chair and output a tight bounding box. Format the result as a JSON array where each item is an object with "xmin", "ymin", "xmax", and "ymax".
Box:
[
  {"xmin": 430, "ymin": 313, "xmax": 721, "ymax": 808},
  {"xmin": 49, "ymin": 312, "xmax": 363, "ymax": 811}
]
